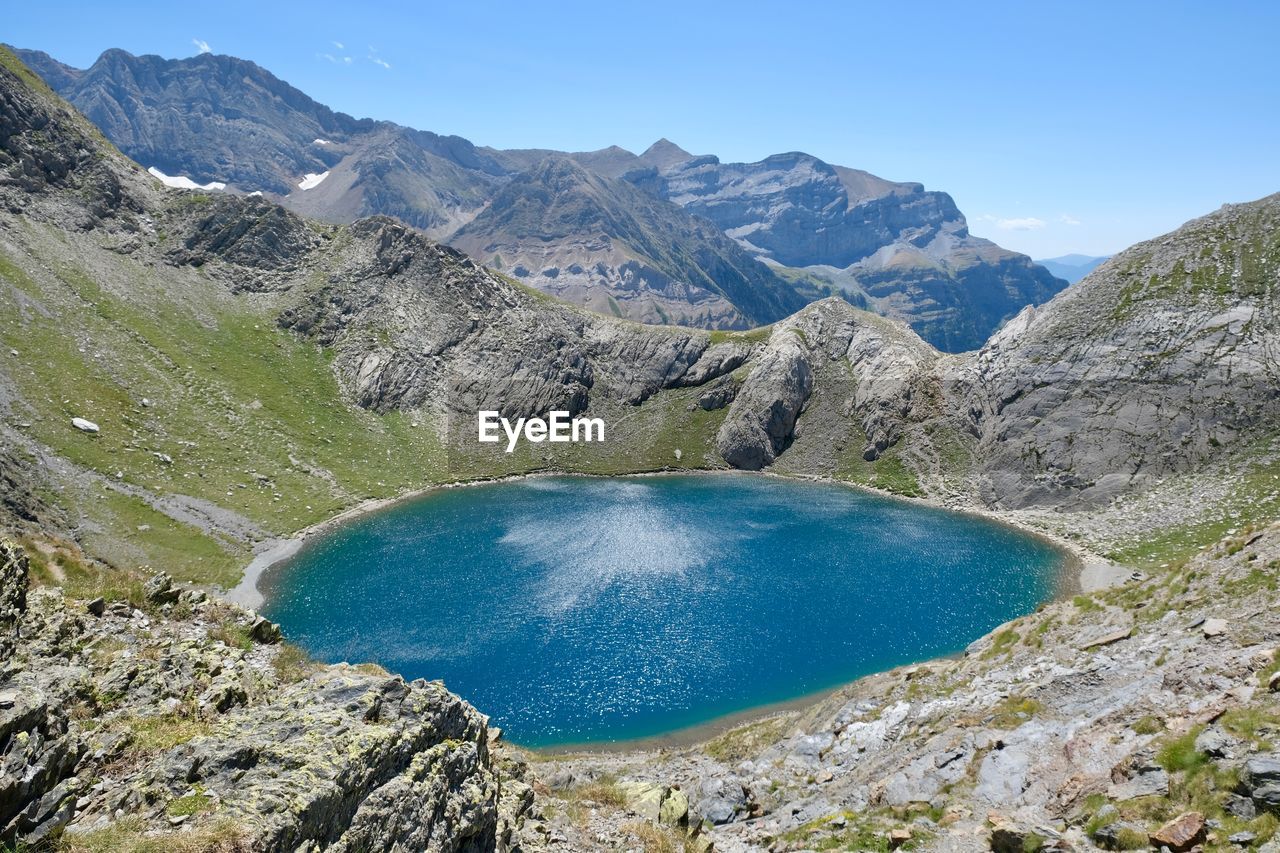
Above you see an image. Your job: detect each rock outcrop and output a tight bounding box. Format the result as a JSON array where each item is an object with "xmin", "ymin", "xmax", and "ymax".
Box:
[
  {"xmin": 0, "ymin": 51, "xmax": 148, "ymax": 228},
  {"xmin": 716, "ymin": 329, "xmax": 813, "ymax": 469},
  {"xmin": 275, "ymin": 216, "xmax": 753, "ymax": 422},
  {"xmin": 0, "ymin": 537, "xmax": 537, "ymax": 850},
  {"xmin": 962, "ymin": 195, "xmax": 1280, "ymax": 508},
  {"xmin": 0, "ymin": 540, "xmax": 26, "ymax": 660}
]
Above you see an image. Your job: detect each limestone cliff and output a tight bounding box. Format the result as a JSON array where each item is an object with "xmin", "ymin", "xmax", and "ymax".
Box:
[{"xmin": 960, "ymin": 197, "xmax": 1280, "ymax": 508}]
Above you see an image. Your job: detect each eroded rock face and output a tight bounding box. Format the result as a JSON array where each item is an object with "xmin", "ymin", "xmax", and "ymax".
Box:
[
  {"xmin": 716, "ymin": 298, "xmax": 938, "ymax": 472},
  {"xmin": 632, "ymin": 153, "xmax": 954, "ymax": 270},
  {"xmin": 0, "ymin": 683, "xmax": 82, "ymax": 844},
  {"xmin": 276, "ymin": 216, "xmax": 759, "ymax": 423},
  {"xmin": 0, "ymin": 445, "xmax": 50, "ymax": 527},
  {"xmin": 0, "ymin": 56, "xmax": 148, "ymax": 228},
  {"xmin": 15, "ymin": 47, "xmax": 506, "ymax": 236},
  {"xmin": 449, "ymin": 157, "xmax": 807, "ymax": 330},
  {"xmin": 145, "ymin": 671, "xmax": 500, "ymax": 852},
  {"xmin": 165, "ymin": 195, "xmax": 320, "ymax": 276},
  {"xmin": 716, "ymin": 330, "xmax": 813, "ymax": 469},
  {"xmin": 962, "ymin": 195, "xmax": 1280, "ymax": 508},
  {"xmin": 0, "ymin": 540, "xmax": 27, "ymax": 660},
  {"xmin": 0, "ymin": 557, "xmax": 535, "ymax": 850}
]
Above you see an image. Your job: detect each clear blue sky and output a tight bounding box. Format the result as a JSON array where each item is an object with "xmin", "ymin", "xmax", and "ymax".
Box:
[{"xmin": 6, "ymin": 1, "xmax": 1279, "ymax": 258}]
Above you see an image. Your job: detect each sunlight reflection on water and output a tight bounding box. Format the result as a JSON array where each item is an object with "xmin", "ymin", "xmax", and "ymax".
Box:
[{"xmin": 263, "ymin": 474, "xmax": 1064, "ymax": 746}]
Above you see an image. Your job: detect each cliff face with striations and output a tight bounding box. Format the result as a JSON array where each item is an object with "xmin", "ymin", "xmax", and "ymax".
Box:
[
  {"xmin": 629, "ymin": 151, "xmax": 1068, "ymax": 351},
  {"xmin": 11, "ymin": 47, "xmax": 505, "ymax": 234},
  {"xmin": 960, "ymin": 197, "xmax": 1280, "ymax": 509},
  {"xmin": 448, "ymin": 157, "xmax": 807, "ymax": 329}
]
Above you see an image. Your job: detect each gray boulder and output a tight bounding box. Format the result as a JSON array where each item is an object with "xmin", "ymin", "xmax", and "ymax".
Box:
[
  {"xmin": 694, "ymin": 776, "xmax": 748, "ymax": 825},
  {"xmin": 143, "ymin": 572, "xmax": 181, "ymax": 605},
  {"xmin": 1242, "ymin": 755, "xmax": 1280, "ymax": 813},
  {"xmin": 716, "ymin": 329, "xmax": 812, "ymax": 469},
  {"xmin": 1195, "ymin": 726, "xmax": 1238, "ymax": 758}
]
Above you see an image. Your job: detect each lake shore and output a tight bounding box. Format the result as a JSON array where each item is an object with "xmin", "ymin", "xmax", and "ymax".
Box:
[{"xmin": 224, "ymin": 466, "xmax": 1121, "ymax": 755}]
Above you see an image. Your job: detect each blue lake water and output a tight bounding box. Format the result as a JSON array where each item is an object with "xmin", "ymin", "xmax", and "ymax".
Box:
[{"xmin": 260, "ymin": 474, "xmax": 1065, "ymax": 747}]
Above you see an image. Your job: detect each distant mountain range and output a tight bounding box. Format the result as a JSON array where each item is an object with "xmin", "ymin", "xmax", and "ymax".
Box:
[
  {"xmin": 12, "ymin": 46, "xmax": 1068, "ymax": 351},
  {"xmin": 1034, "ymin": 254, "xmax": 1111, "ymax": 283}
]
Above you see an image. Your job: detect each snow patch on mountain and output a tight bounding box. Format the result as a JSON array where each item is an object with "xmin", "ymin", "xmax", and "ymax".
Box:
[
  {"xmin": 147, "ymin": 166, "xmax": 226, "ymax": 191},
  {"xmin": 298, "ymin": 171, "xmax": 329, "ymax": 190}
]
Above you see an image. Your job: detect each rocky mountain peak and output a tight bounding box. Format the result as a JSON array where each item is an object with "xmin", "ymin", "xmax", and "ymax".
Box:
[
  {"xmin": 14, "ymin": 46, "xmax": 374, "ymax": 195},
  {"xmin": 449, "ymin": 153, "xmax": 808, "ymax": 329},
  {"xmin": 12, "ymin": 43, "xmax": 1069, "ymax": 351},
  {"xmin": 0, "ymin": 46, "xmax": 150, "ymax": 224},
  {"xmin": 638, "ymin": 137, "xmax": 695, "ymax": 169},
  {"xmin": 525, "ymin": 155, "xmax": 600, "ymax": 194}
]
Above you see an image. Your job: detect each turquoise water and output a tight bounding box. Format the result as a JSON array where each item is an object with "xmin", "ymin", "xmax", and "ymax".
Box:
[{"xmin": 261, "ymin": 474, "xmax": 1064, "ymax": 747}]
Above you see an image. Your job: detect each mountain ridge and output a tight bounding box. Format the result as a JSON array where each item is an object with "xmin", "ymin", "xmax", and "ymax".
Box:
[
  {"xmin": 449, "ymin": 156, "xmax": 807, "ymax": 328},
  {"xmin": 11, "ymin": 45, "xmax": 1067, "ymax": 351}
]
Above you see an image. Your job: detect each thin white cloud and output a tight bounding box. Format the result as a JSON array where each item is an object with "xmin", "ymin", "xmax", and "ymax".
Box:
[
  {"xmin": 1059, "ymin": 213, "xmax": 1082, "ymax": 226},
  {"xmin": 996, "ymin": 216, "xmax": 1047, "ymax": 231},
  {"xmin": 193, "ymin": 38, "xmax": 211, "ymax": 55},
  {"xmin": 318, "ymin": 52, "xmax": 354, "ymax": 65},
  {"xmin": 333, "ymin": 40, "xmax": 344, "ymax": 50},
  {"xmin": 365, "ymin": 45, "xmax": 391, "ymax": 69}
]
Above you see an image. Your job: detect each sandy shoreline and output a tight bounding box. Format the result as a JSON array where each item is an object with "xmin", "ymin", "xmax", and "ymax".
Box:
[
  {"xmin": 224, "ymin": 466, "xmax": 1127, "ymax": 751},
  {"xmin": 226, "ymin": 538, "xmax": 303, "ymax": 609}
]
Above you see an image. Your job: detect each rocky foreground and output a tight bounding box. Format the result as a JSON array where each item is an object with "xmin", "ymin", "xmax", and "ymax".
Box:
[{"xmin": 0, "ymin": 537, "xmax": 547, "ymax": 851}]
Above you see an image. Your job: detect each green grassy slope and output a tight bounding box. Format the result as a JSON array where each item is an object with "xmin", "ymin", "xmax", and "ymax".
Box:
[{"xmin": 0, "ymin": 218, "xmax": 746, "ymax": 586}]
